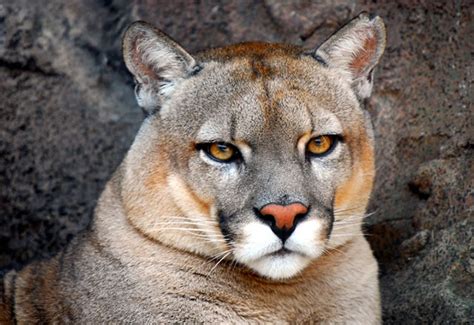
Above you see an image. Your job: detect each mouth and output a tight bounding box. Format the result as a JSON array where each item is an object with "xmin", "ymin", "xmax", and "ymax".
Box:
[
  {"xmin": 270, "ymin": 247, "xmax": 292, "ymax": 256},
  {"xmin": 266, "ymin": 247, "xmax": 306, "ymax": 258}
]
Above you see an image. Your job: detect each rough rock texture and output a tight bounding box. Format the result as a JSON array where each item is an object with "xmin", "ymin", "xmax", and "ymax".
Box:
[{"xmin": 0, "ymin": 0, "xmax": 472, "ymax": 323}]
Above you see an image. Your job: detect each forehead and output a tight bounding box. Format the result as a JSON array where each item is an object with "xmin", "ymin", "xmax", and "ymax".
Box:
[{"xmin": 161, "ymin": 43, "xmax": 362, "ymax": 141}]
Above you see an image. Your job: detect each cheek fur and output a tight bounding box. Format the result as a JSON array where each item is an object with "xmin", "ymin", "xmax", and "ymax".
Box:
[
  {"xmin": 308, "ymin": 141, "xmax": 351, "ymax": 194},
  {"xmin": 334, "ymin": 138, "xmax": 374, "ymax": 214},
  {"xmin": 233, "ymin": 222, "xmax": 281, "ymax": 263},
  {"xmin": 188, "ymin": 153, "xmax": 241, "ymax": 195},
  {"xmin": 285, "ymin": 219, "xmax": 326, "ymax": 258}
]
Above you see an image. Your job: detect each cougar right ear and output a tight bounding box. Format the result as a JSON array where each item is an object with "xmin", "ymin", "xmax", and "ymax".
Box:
[
  {"xmin": 122, "ymin": 21, "xmax": 200, "ymax": 113},
  {"xmin": 314, "ymin": 13, "xmax": 386, "ymax": 100}
]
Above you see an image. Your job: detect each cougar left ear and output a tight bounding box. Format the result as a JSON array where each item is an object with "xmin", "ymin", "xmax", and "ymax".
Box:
[
  {"xmin": 315, "ymin": 13, "xmax": 386, "ymax": 99},
  {"xmin": 122, "ymin": 21, "xmax": 200, "ymax": 113}
]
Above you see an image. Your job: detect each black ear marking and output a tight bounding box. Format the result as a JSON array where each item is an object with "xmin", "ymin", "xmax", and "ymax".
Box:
[
  {"xmin": 312, "ymin": 53, "xmax": 328, "ymax": 67},
  {"xmin": 367, "ymin": 68, "xmax": 374, "ymax": 83},
  {"xmin": 190, "ymin": 64, "xmax": 203, "ymax": 76},
  {"xmin": 302, "ymin": 51, "xmax": 328, "ymax": 66}
]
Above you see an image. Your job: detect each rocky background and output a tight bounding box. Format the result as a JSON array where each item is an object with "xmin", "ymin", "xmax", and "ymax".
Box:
[{"xmin": 1, "ymin": 0, "xmax": 472, "ymax": 323}]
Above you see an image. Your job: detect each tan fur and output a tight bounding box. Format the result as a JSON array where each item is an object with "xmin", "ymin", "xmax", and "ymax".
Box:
[
  {"xmin": 334, "ymin": 132, "xmax": 375, "ymax": 213},
  {"xmin": 1, "ymin": 180, "xmax": 380, "ymax": 323},
  {"xmin": 1, "ymin": 13, "xmax": 386, "ymax": 323}
]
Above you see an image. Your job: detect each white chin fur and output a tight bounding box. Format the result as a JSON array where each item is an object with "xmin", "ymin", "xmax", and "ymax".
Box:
[
  {"xmin": 233, "ymin": 219, "xmax": 325, "ymax": 280},
  {"xmin": 247, "ymin": 253, "xmax": 311, "ymax": 280}
]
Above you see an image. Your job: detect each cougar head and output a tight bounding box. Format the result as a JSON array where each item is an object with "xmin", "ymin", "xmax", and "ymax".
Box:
[{"xmin": 121, "ymin": 13, "xmax": 386, "ymax": 280}]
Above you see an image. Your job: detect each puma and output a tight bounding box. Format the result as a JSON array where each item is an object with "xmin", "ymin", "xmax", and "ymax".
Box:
[{"xmin": 1, "ymin": 12, "xmax": 386, "ymax": 323}]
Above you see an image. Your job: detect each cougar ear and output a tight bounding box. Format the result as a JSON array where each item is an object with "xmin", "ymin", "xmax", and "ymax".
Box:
[
  {"xmin": 315, "ymin": 13, "xmax": 386, "ymax": 99},
  {"xmin": 122, "ymin": 21, "xmax": 200, "ymax": 113}
]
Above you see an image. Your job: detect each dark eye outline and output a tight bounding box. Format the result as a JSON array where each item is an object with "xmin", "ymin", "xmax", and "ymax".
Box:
[
  {"xmin": 196, "ymin": 142, "xmax": 242, "ymax": 164},
  {"xmin": 306, "ymin": 135, "xmax": 341, "ymax": 158}
]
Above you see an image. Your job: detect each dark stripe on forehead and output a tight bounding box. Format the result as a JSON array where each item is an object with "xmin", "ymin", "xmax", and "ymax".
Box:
[
  {"xmin": 246, "ymin": 57, "xmax": 274, "ymax": 131},
  {"xmin": 250, "ymin": 57, "xmax": 274, "ymax": 80},
  {"xmin": 229, "ymin": 114, "xmax": 236, "ymax": 141}
]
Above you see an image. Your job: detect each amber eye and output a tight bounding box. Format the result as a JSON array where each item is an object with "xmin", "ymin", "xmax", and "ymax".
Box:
[
  {"xmin": 307, "ymin": 135, "xmax": 335, "ymax": 156},
  {"xmin": 203, "ymin": 143, "xmax": 239, "ymax": 162}
]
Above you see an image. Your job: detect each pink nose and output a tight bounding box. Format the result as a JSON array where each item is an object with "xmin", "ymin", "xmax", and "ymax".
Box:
[{"xmin": 259, "ymin": 203, "xmax": 308, "ymax": 230}]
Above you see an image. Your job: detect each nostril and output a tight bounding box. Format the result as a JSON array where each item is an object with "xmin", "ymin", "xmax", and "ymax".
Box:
[
  {"xmin": 261, "ymin": 214, "xmax": 276, "ymax": 227},
  {"xmin": 294, "ymin": 213, "xmax": 306, "ymax": 225},
  {"xmin": 253, "ymin": 208, "xmax": 275, "ymax": 227},
  {"xmin": 294, "ymin": 206, "xmax": 310, "ymax": 226}
]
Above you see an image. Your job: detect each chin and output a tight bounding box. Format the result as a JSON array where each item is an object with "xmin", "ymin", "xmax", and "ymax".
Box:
[{"xmin": 245, "ymin": 252, "xmax": 312, "ymax": 280}]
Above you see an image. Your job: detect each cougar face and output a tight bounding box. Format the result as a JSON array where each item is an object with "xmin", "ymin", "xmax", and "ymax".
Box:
[{"xmin": 121, "ymin": 14, "xmax": 385, "ymax": 280}]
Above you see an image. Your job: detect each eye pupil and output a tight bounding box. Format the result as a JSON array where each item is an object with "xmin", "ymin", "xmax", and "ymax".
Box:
[{"xmin": 307, "ymin": 135, "xmax": 335, "ymax": 156}]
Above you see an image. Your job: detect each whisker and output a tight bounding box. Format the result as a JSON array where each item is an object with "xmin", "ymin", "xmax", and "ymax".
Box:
[
  {"xmin": 335, "ymin": 212, "xmax": 361, "ymax": 216},
  {"xmin": 333, "ymin": 220, "xmax": 365, "ymax": 226},
  {"xmin": 155, "ymin": 227, "xmax": 216, "ymax": 233},
  {"xmin": 342, "ymin": 211, "xmax": 377, "ymax": 219},
  {"xmin": 229, "ymin": 258, "xmax": 239, "ymax": 273},
  {"xmin": 334, "ymin": 213, "xmax": 375, "ymax": 223},
  {"xmin": 152, "ymin": 221, "xmax": 218, "ymax": 226},
  {"xmin": 208, "ymin": 252, "xmax": 231, "ymax": 275},
  {"xmin": 335, "ymin": 210, "xmax": 378, "ymax": 219},
  {"xmin": 156, "ymin": 228, "xmax": 227, "ymax": 242},
  {"xmin": 208, "ymin": 249, "xmax": 233, "ymax": 262},
  {"xmin": 330, "ymin": 233, "xmax": 372, "ymax": 238},
  {"xmin": 333, "ymin": 205, "xmax": 367, "ymax": 214},
  {"xmin": 159, "ymin": 217, "xmax": 218, "ymax": 225},
  {"xmin": 334, "ymin": 216, "xmax": 367, "ymax": 222},
  {"xmin": 332, "ymin": 224, "xmax": 362, "ymax": 231},
  {"xmin": 334, "ymin": 213, "xmax": 366, "ymax": 219},
  {"xmin": 323, "ymin": 246, "xmax": 351, "ymax": 260}
]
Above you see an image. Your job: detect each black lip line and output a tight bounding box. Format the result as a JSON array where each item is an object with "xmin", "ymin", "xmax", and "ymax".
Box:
[{"xmin": 262, "ymin": 247, "xmax": 307, "ymax": 259}]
